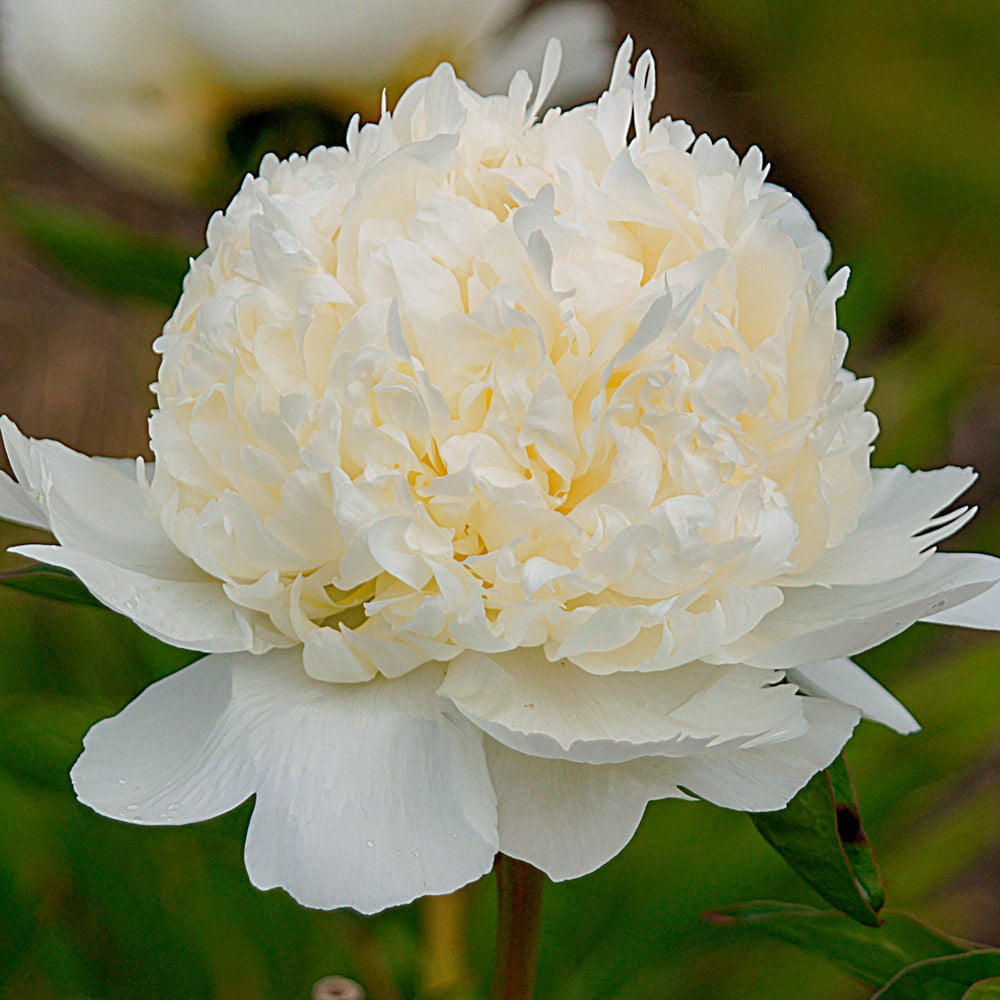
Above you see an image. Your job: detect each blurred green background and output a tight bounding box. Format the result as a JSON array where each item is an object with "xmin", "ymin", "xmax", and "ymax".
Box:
[{"xmin": 1, "ymin": 1, "xmax": 998, "ymax": 997}]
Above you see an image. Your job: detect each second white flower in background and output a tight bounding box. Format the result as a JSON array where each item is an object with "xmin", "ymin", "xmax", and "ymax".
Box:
[{"xmin": 0, "ymin": 0, "xmax": 615, "ymax": 192}]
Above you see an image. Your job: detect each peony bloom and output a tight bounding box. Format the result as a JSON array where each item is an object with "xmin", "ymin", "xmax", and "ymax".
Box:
[
  {"xmin": 0, "ymin": 0, "xmax": 613, "ymax": 192},
  {"xmin": 2, "ymin": 40, "xmax": 999, "ymax": 913}
]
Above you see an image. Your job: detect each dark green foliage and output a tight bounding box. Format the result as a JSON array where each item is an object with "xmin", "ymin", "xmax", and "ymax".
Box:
[
  {"xmin": 873, "ymin": 954, "xmax": 1000, "ymax": 1000},
  {"xmin": 2, "ymin": 194, "xmax": 193, "ymax": 307},
  {"xmin": 706, "ymin": 902, "xmax": 979, "ymax": 987},
  {"xmin": 0, "ymin": 564, "xmax": 103, "ymax": 609}
]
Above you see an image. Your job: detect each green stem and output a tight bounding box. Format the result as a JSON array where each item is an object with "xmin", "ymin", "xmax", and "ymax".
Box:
[
  {"xmin": 421, "ymin": 886, "xmax": 473, "ymax": 995},
  {"xmin": 491, "ymin": 854, "xmax": 546, "ymax": 1000}
]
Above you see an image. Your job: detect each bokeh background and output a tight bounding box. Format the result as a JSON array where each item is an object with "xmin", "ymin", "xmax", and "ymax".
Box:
[{"xmin": 0, "ymin": 1, "xmax": 998, "ymax": 998}]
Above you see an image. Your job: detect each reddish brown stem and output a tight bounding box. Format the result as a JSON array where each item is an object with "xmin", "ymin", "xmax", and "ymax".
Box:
[{"xmin": 491, "ymin": 854, "xmax": 546, "ymax": 1000}]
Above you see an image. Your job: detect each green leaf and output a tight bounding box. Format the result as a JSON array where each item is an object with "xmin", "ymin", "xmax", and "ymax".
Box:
[
  {"xmin": 873, "ymin": 953, "xmax": 1000, "ymax": 1000},
  {"xmin": 0, "ymin": 564, "xmax": 104, "ymax": 608},
  {"xmin": 962, "ymin": 980, "xmax": 1000, "ymax": 999},
  {"xmin": 704, "ymin": 902, "xmax": 976, "ymax": 987},
  {"xmin": 750, "ymin": 754, "xmax": 884, "ymax": 925},
  {"xmin": 827, "ymin": 755, "xmax": 885, "ymax": 913},
  {"xmin": 2, "ymin": 193, "xmax": 194, "ymax": 307}
]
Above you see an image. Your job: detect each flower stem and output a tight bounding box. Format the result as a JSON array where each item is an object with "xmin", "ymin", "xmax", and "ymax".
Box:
[{"xmin": 491, "ymin": 854, "xmax": 545, "ymax": 1000}]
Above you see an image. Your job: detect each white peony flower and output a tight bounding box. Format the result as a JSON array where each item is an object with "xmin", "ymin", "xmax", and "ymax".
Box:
[
  {"xmin": 0, "ymin": 0, "xmax": 614, "ymax": 192},
  {"xmin": 2, "ymin": 40, "xmax": 999, "ymax": 913}
]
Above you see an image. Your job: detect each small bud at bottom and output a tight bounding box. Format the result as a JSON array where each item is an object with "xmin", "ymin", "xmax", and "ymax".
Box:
[{"xmin": 312, "ymin": 975, "xmax": 365, "ymax": 1000}]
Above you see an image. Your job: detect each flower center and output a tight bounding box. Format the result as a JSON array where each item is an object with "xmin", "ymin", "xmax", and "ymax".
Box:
[{"xmin": 149, "ymin": 57, "xmax": 876, "ymax": 677}]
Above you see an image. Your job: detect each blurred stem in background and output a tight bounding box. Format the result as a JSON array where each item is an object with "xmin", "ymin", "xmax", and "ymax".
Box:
[
  {"xmin": 492, "ymin": 856, "xmax": 546, "ymax": 1000},
  {"xmin": 421, "ymin": 885, "xmax": 474, "ymax": 997}
]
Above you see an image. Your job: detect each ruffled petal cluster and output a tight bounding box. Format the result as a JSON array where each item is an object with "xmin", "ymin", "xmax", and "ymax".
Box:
[
  {"xmin": 0, "ymin": 0, "xmax": 614, "ymax": 191},
  {"xmin": 2, "ymin": 41, "xmax": 998, "ymax": 913}
]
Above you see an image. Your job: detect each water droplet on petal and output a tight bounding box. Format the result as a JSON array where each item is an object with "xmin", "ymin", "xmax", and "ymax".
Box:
[
  {"xmin": 117, "ymin": 779, "xmax": 126, "ymax": 785},
  {"xmin": 413, "ymin": 851, "xmax": 420, "ymax": 859},
  {"xmin": 125, "ymin": 804, "xmax": 139, "ymax": 812},
  {"xmin": 167, "ymin": 804, "xmax": 180, "ymax": 812},
  {"xmin": 365, "ymin": 839, "xmax": 374, "ymax": 848}
]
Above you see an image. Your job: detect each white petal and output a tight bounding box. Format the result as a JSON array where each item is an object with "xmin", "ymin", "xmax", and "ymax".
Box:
[
  {"xmin": 0, "ymin": 469, "xmax": 48, "ymax": 530},
  {"xmin": 785, "ymin": 466, "xmax": 978, "ymax": 587},
  {"xmin": 11, "ymin": 543, "xmax": 273, "ymax": 654},
  {"xmin": 922, "ymin": 581, "xmax": 1000, "ymax": 630},
  {"xmin": 96, "ymin": 456, "xmax": 155, "ymax": 482},
  {"xmin": 719, "ymin": 553, "xmax": 1000, "ymax": 669},
  {"xmin": 303, "ymin": 627, "xmax": 377, "ymax": 683},
  {"xmin": 788, "ymin": 658, "xmax": 918, "ymax": 734},
  {"xmin": 663, "ymin": 698, "xmax": 860, "ymax": 811},
  {"xmin": 74, "ymin": 650, "xmax": 499, "ymax": 913},
  {"xmin": 239, "ymin": 658, "xmax": 498, "ymax": 913},
  {"xmin": 486, "ymin": 739, "xmax": 689, "ymax": 881},
  {"xmin": 469, "ymin": 1, "xmax": 615, "ymax": 107},
  {"xmin": 439, "ymin": 648, "xmax": 807, "ymax": 764},
  {"xmin": 71, "ymin": 655, "xmax": 256, "ymax": 825},
  {"xmin": 1, "ymin": 421, "xmax": 269, "ymax": 654},
  {"xmin": 0, "ymin": 417, "xmax": 50, "ymax": 529},
  {"xmin": 1, "ymin": 418, "xmax": 198, "ymax": 580},
  {"xmin": 761, "ymin": 183, "xmax": 832, "ymax": 278},
  {"xmin": 485, "ymin": 696, "xmax": 859, "ymax": 877}
]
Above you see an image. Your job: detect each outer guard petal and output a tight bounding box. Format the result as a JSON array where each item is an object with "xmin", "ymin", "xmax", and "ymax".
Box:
[
  {"xmin": 240, "ymin": 656, "xmax": 498, "ymax": 913},
  {"xmin": 73, "ymin": 650, "xmax": 499, "ymax": 913},
  {"xmin": 71, "ymin": 654, "xmax": 256, "ymax": 824},
  {"xmin": 922, "ymin": 580, "xmax": 1000, "ymax": 630},
  {"xmin": 11, "ymin": 543, "xmax": 275, "ymax": 654},
  {"xmin": 486, "ymin": 739, "xmax": 689, "ymax": 881},
  {"xmin": 784, "ymin": 466, "xmax": 978, "ymax": 587},
  {"xmin": 663, "ymin": 698, "xmax": 860, "ymax": 811},
  {"xmin": 485, "ymin": 696, "xmax": 858, "ymax": 879},
  {"xmin": 2, "ymin": 419, "xmax": 274, "ymax": 652},
  {"xmin": 0, "ymin": 470, "xmax": 48, "ymax": 529},
  {"xmin": 788, "ymin": 658, "xmax": 919, "ymax": 734},
  {"xmin": 1, "ymin": 418, "xmax": 198, "ymax": 579},
  {"xmin": 719, "ymin": 553, "xmax": 1000, "ymax": 669}
]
